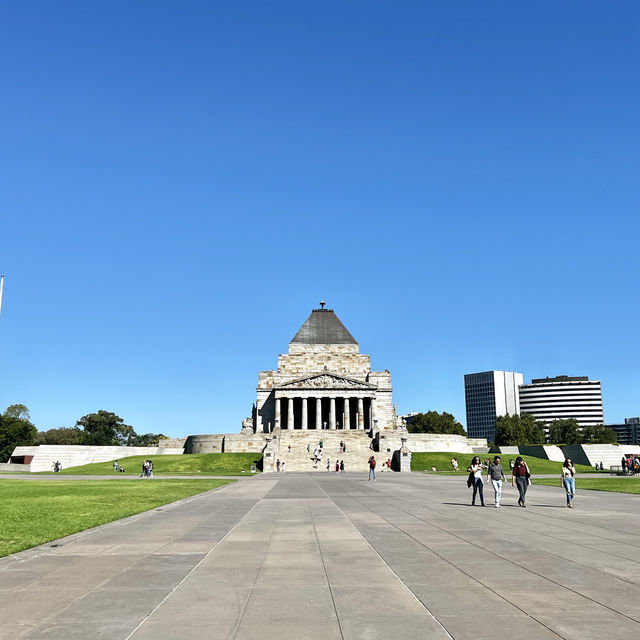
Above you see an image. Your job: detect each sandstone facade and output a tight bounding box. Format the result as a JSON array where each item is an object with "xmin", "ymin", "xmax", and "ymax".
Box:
[{"xmin": 248, "ymin": 306, "xmax": 397, "ymax": 435}]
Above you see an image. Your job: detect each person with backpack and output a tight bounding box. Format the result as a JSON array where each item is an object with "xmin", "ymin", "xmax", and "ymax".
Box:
[
  {"xmin": 468, "ymin": 456, "xmax": 486, "ymax": 506},
  {"xmin": 561, "ymin": 458, "xmax": 576, "ymax": 508},
  {"xmin": 511, "ymin": 456, "xmax": 530, "ymax": 507},
  {"xmin": 368, "ymin": 456, "xmax": 377, "ymax": 482}
]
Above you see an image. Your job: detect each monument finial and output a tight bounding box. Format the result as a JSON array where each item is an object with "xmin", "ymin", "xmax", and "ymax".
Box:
[{"xmin": 319, "ymin": 300, "xmax": 325, "ymax": 309}]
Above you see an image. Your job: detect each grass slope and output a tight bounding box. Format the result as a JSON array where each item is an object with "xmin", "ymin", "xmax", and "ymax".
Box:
[
  {"xmin": 0, "ymin": 478, "xmax": 233, "ymax": 557},
  {"xmin": 411, "ymin": 452, "xmax": 596, "ymax": 475},
  {"xmin": 55, "ymin": 453, "xmax": 261, "ymax": 476},
  {"xmin": 534, "ymin": 477, "xmax": 640, "ymax": 494}
]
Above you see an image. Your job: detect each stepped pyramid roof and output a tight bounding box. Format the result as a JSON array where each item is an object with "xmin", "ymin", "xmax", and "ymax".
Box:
[{"xmin": 290, "ymin": 306, "xmax": 357, "ymax": 345}]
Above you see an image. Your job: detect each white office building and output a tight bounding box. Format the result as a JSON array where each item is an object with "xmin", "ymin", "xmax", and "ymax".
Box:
[
  {"xmin": 518, "ymin": 376, "xmax": 604, "ymax": 427},
  {"xmin": 464, "ymin": 371, "xmax": 523, "ymax": 441}
]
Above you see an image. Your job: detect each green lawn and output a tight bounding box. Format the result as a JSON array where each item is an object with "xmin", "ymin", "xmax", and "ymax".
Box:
[
  {"xmin": 534, "ymin": 477, "xmax": 640, "ymax": 494},
  {"xmin": 53, "ymin": 452, "xmax": 262, "ymax": 476},
  {"xmin": 411, "ymin": 452, "xmax": 597, "ymax": 475},
  {"xmin": 0, "ymin": 478, "xmax": 233, "ymax": 557}
]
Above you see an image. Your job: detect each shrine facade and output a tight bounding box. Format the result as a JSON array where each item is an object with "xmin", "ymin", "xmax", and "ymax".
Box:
[{"xmin": 247, "ymin": 305, "xmax": 396, "ymax": 433}]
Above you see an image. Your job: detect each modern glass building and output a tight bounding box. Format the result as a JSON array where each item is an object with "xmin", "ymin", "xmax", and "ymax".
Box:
[
  {"xmin": 464, "ymin": 371, "xmax": 523, "ymax": 441},
  {"xmin": 606, "ymin": 418, "xmax": 640, "ymax": 445}
]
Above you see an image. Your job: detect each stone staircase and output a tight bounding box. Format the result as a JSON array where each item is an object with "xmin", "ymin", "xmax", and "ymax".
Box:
[{"xmin": 273, "ymin": 430, "xmax": 377, "ymax": 472}]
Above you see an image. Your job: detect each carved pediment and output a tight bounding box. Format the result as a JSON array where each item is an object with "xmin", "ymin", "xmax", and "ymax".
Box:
[{"xmin": 276, "ymin": 373, "xmax": 376, "ymax": 391}]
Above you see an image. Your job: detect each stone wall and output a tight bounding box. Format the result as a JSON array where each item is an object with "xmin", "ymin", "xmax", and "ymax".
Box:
[
  {"xmin": 277, "ymin": 344, "xmax": 371, "ymax": 377},
  {"xmin": 184, "ymin": 434, "xmax": 268, "ymax": 454},
  {"xmin": 9, "ymin": 444, "xmax": 185, "ymax": 473},
  {"xmin": 223, "ymin": 433, "xmax": 268, "ymax": 453},
  {"xmin": 184, "ymin": 434, "xmax": 225, "ymax": 454},
  {"xmin": 378, "ymin": 432, "xmax": 488, "ymax": 456}
]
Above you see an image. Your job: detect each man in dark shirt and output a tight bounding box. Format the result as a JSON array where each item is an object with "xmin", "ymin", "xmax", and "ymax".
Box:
[{"xmin": 487, "ymin": 455, "xmax": 506, "ymax": 508}]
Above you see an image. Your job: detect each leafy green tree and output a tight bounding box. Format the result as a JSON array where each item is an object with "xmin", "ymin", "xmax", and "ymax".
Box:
[
  {"xmin": 76, "ymin": 411, "xmax": 134, "ymax": 446},
  {"xmin": 580, "ymin": 425, "xmax": 618, "ymax": 444},
  {"xmin": 406, "ymin": 411, "xmax": 466, "ymax": 436},
  {"xmin": 127, "ymin": 433, "xmax": 167, "ymax": 447},
  {"xmin": 522, "ymin": 413, "xmax": 546, "ymax": 444},
  {"xmin": 35, "ymin": 427, "xmax": 82, "ymax": 445},
  {"xmin": 4, "ymin": 404, "xmax": 31, "ymax": 421},
  {"xmin": 546, "ymin": 418, "xmax": 581, "ymax": 444},
  {"xmin": 0, "ymin": 404, "xmax": 37, "ymax": 462},
  {"xmin": 495, "ymin": 413, "xmax": 545, "ymax": 446}
]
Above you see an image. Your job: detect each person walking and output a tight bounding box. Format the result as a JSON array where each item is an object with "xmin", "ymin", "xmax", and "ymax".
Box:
[
  {"xmin": 511, "ymin": 456, "xmax": 530, "ymax": 507},
  {"xmin": 486, "ymin": 455, "xmax": 506, "ymax": 508},
  {"xmin": 562, "ymin": 458, "xmax": 576, "ymax": 508},
  {"xmin": 368, "ymin": 456, "xmax": 377, "ymax": 481},
  {"xmin": 327, "ymin": 458, "xmax": 331, "ymax": 471},
  {"xmin": 469, "ymin": 456, "xmax": 486, "ymax": 506},
  {"xmin": 113, "ymin": 460, "xmax": 118, "ymax": 473},
  {"xmin": 340, "ymin": 460, "xmax": 345, "ymax": 473},
  {"xmin": 276, "ymin": 459, "xmax": 280, "ymax": 472}
]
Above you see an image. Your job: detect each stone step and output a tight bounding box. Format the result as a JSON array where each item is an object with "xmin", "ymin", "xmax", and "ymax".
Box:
[{"xmin": 272, "ymin": 430, "xmax": 379, "ymax": 472}]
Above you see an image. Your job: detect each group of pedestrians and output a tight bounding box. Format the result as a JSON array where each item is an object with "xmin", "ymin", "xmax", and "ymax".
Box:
[
  {"xmin": 468, "ymin": 455, "xmax": 577, "ymax": 508},
  {"xmin": 140, "ymin": 459, "xmax": 153, "ymax": 477},
  {"xmin": 328, "ymin": 458, "xmax": 345, "ymax": 472},
  {"xmin": 276, "ymin": 459, "xmax": 286, "ymax": 472}
]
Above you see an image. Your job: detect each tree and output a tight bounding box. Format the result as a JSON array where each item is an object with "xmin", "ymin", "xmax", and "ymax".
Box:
[
  {"xmin": 495, "ymin": 413, "xmax": 545, "ymax": 446},
  {"xmin": 406, "ymin": 411, "xmax": 466, "ymax": 436},
  {"xmin": 76, "ymin": 410, "xmax": 134, "ymax": 446},
  {"xmin": 521, "ymin": 413, "xmax": 546, "ymax": 445},
  {"xmin": 35, "ymin": 427, "xmax": 82, "ymax": 445},
  {"xmin": 579, "ymin": 425, "xmax": 618, "ymax": 445},
  {"xmin": 4, "ymin": 404, "xmax": 31, "ymax": 421},
  {"xmin": 546, "ymin": 418, "xmax": 581, "ymax": 445},
  {"xmin": 127, "ymin": 433, "xmax": 167, "ymax": 447},
  {"xmin": 0, "ymin": 404, "xmax": 36, "ymax": 462}
]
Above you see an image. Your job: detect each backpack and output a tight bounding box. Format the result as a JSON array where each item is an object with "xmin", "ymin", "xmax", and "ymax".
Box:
[{"xmin": 371, "ymin": 459, "xmax": 376, "ymax": 468}]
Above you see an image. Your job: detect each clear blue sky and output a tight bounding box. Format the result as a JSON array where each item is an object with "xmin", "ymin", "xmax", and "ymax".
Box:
[{"xmin": 1, "ymin": 1, "xmax": 638, "ymax": 437}]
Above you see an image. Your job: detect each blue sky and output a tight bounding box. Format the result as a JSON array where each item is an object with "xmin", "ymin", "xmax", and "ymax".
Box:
[{"xmin": 1, "ymin": 1, "xmax": 638, "ymax": 437}]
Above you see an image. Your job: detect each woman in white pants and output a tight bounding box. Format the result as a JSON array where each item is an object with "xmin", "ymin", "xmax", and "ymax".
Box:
[{"xmin": 486, "ymin": 455, "xmax": 506, "ymax": 508}]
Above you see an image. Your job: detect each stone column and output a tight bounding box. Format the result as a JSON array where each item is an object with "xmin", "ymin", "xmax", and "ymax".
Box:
[
  {"xmin": 316, "ymin": 398, "xmax": 322, "ymax": 430},
  {"xmin": 343, "ymin": 397, "xmax": 350, "ymax": 430},
  {"xmin": 301, "ymin": 397, "xmax": 308, "ymax": 430},
  {"xmin": 329, "ymin": 397, "xmax": 336, "ymax": 429},
  {"xmin": 275, "ymin": 397, "xmax": 281, "ymax": 428},
  {"xmin": 357, "ymin": 398, "xmax": 364, "ymax": 430},
  {"xmin": 287, "ymin": 397, "xmax": 294, "ymax": 430}
]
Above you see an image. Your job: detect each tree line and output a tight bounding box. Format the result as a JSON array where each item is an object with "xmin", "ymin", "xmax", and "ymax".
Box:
[
  {"xmin": 494, "ymin": 414, "xmax": 617, "ymax": 446},
  {"xmin": 0, "ymin": 404, "xmax": 166, "ymax": 462},
  {"xmin": 403, "ymin": 411, "xmax": 617, "ymax": 446}
]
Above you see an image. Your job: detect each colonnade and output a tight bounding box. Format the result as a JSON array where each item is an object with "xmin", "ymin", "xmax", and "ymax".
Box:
[{"xmin": 274, "ymin": 396, "xmax": 372, "ymax": 430}]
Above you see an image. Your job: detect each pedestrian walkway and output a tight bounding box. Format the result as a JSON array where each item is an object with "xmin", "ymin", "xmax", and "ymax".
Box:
[{"xmin": 2, "ymin": 473, "xmax": 640, "ymax": 639}]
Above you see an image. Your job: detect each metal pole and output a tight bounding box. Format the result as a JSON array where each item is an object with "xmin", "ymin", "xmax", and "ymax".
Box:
[{"xmin": 0, "ymin": 275, "xmax": 4, "ymax": 317}]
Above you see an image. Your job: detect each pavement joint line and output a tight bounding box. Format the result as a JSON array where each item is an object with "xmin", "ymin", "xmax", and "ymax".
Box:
[
  {"xmin": 230, "ymin": 500, "xmax": 286, "ymax": 640},
  {"xmin": 314, "ymin": 478, "xmax": 454, "ymax": 640},
  {"xmin": 342, "ymin": 491, "xmax": 565, "ymax": 639},
  {"xmin": 306, "ymin": 494, "xmax": 345, "ymax": 640},
  {"xmin": 396, "ymin": 487, "xmax": 640, "ymax": 587},
  {"xmin": 388, "ymin": 478, "xmax": 640, "ymax": 574},
  {"xmin": 123, "ymin": 490, "xmax": 264, "ymax": 640},
  {"xmin": 355, "ymin": 491, "xmax": 640, "ymax": 628}
]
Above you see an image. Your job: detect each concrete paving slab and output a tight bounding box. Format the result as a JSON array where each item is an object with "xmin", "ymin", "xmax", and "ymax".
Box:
[{"xmin": 4, "ymin": 472, "xmax": 640, "ymax": 639}]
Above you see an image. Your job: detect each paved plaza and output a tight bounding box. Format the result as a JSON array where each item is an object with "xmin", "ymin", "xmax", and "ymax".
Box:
[{"xmin": 2, "ymin": 473, "xmax": 640, "ymax": 639}]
